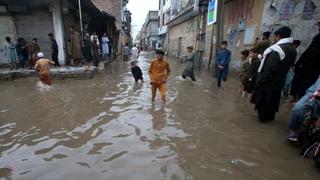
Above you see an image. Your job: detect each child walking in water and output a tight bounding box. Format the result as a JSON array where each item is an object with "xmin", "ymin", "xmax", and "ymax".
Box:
[
  {"xmin": 130, "ymin": 61, "xmax": 143, "ymax": 83},
  {"xmin": 182, "ymin": 46, "xmax": 196, "ymax": 81},
  {"xmin": 34, "ymin": 52, "xmax": 55, "ymax": 85},
  {"xmin": 149, "ymin": 49, "xmax": 171, "ymax": 103}
]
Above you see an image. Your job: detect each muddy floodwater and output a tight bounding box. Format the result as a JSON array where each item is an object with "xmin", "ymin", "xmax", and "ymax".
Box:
[{"xmin": 0, "ymin": 52, "xmax": 319, "ymax": 180}]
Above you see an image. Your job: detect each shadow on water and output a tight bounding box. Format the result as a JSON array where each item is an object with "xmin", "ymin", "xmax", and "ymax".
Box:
[{"xmin": 0, "ymin": 52, "xmax": 319, "ymax": 179}]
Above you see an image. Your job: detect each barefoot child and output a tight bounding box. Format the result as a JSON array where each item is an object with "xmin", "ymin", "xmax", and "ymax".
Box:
[
  {"xmin": 34, "ymin": 52, "xmax": 55, "ymax": 85},
  {"xmin": 130, "ymin": 61, "xmax": 143, "ymax": 83}
]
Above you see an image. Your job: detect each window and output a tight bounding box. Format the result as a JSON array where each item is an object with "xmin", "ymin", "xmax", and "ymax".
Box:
[
  {"xmin": 163, "ymin": 0, "xmax": 166, "ymax": 6},
  {"xmin": 162, "ymin": 13, "xmax": 165, "ymax": 26}
]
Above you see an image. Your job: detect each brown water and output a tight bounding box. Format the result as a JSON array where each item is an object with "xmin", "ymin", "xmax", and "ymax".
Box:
[{"xmin": 0, "ymin": 52, "xmax": 319, "ymax": 180}]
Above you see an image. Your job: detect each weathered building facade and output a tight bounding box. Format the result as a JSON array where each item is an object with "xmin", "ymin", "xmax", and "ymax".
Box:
[
  {"xmin": 140, "ymin": 11, "xmax": 159, "ymax": 50},
  {"xmin": 158, "ymin": 0, "xmax": 172, "ymax": 48},
  {"xmin": 91, "ymin": 0, "xmax": 132, "ymax": 52},
  {"xmin": 165, "ymin": 0, "xmax": 319, "ymax": 70},
  {"xmin": 218, "ymin": 0, "xmax": 320, "ymax": 67},
  {"xmin": 166, "ymin": 0, "xmax": 208, "ymax": 60},
  {"xmin": 0, "ymin": 0, "xmax": 128, "ymax": 65}
]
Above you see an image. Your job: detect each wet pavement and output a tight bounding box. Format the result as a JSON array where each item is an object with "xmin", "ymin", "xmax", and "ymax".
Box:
[{"xmin": 0, "ymin": 52, "xmax": 319, "ymax": 180}]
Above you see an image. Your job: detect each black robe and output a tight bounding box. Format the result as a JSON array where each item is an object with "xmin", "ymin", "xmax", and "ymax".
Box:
[
  {"xmin": 244, "ymin": 58, "xmax": 260, "ymax": 93},
  {"xmin": 251, "ymin": 43, "xmax": 297, "ymax": 121},
  {"xmin": 290, "ymin": 33, "xmax": 320, "ymax": 98}
]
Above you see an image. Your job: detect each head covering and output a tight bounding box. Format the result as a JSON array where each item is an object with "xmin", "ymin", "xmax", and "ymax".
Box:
[
  {"xmin": 37, "ymin": 52, "xmax": 44, "ymax": 58},
  {"xmin": 187, "ymin": 46, "xmax": 193, "ymax": 50},
  {"xmin": 155, "ymin": 48, "xmax": 165, "ymax": 55}
]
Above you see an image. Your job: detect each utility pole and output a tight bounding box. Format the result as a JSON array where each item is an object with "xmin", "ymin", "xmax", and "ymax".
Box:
[
  {"xmin": 215, "ymin": 0, "xmax": 224, "ymax": 57},
  {"xmin": 208, "ymin": 0, "xmax": 224, "ymax": 74},
  {"xmin": 78, "ymin": 0, "xmax": 83, "ymax": 36}
]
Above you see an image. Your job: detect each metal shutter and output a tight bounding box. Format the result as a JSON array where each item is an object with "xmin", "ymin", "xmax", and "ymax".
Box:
[{"xmin": 16, "ymin": 11, "xmax": 54, "ymax": 59}]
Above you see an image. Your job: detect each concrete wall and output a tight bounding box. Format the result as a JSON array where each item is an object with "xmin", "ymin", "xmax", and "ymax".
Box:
[
  {"xmin": 149, "ymin": 11, "xmax": 159, "ymax": 20},
  {"xmin": 261, "ymin": 0, "xmax": 320, "ymax": 52},
  {"xmin": 0, "ymin": 10, "xmax": 16, "ymax": 64},
  {"xmin": 222, "ymin": 0, "xmax": 265, "ymax": 63},
  {"xmin": 168, "ymin": 16, "xmax": 197, "ymax": 57},
  {"xmin": 220, "ymin": 0, "xmax": 320, "ymax": 65},
  {"xmin": 147, "ymin": 20, "xmax": 159, "ymax": 36}
]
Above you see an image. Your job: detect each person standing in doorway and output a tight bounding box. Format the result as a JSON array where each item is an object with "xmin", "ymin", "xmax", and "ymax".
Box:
[
  {"xmin": 122, "ymin": 43, "xmax": 130, "ymax": 61},
  {"xmin": 48, "ymin": 33, "xmax": 60, "ymax": 67},
  {"xmin": 4, "ymin": 36, "xmax": 17, "ymax": 70},
  {"xmin": 149, "ymin": 49, "xmax": 171, "ymax": 103},
  {"xmin": 27, "ymin": 38, "xmax": 40, "ymax": 69},
  {"xmin": 16, "ymin": 37, "xmax": 27, "ymax": 68},
  {"xmin": 182, "ymin": 46, "xmax": 196, "ymax": 81},
  {"xmin": 83, "ymin": 33, "xmax": 92, "ymax": 71},
  {"xmin": 69, "ymin": 26, "xmax": 82, "ymax": 65},
  {"xmin": 91, "ymin": 37, "xmax": 100, "ymax": 67},
  {"xmin": 101, "ymin": 33, "xmax": 110, "ymax": 61},
  {"xmin": 34, "ymin": 52, "xmax": 55, "ymax": 85},
  {"xmin": 251, "ymin": 27, "xmax": 297, "ymax": 122},
  {"xmin": 216, "ymin": 41, "xmax": 232, "ymax": 88},
  {"xmin": 90, "ymin": 32, "xmax": 100, "ymax": 46}
]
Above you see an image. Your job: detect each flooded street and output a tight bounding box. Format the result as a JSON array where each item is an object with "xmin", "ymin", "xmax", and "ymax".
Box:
[{"xmin": 0, "ymin": 52, "xmax": 319, "ymax": 180}]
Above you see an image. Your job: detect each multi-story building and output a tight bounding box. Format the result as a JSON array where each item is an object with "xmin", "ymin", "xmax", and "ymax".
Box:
[
  {"xmin": 122, "ymin": 8, "xmax": 132, "ymax": 46},
  {"xmin": 158, "ymin": 0, "xmax": 171, "ymax": 48},
  {"xmin": 91, "ymin": 0, "xmax": 132, "ymax": 53},
  {"xmin": 166, "ymin": 0, "xmax": 206, "ymax": 59},
  {"xmin": 140, "ymin": 11, "xmax": 159, "ymax": 50}
]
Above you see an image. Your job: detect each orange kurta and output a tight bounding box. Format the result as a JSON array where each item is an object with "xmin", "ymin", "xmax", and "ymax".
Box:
[
  {"xmin": 35, "ymin": 58, "xmax": 55, "ymax": 85},
  {"xmin": 148, "ymin": 59, "xmax": 170, "ymax": 85},
  {"xmin": 35, "ymin": 58, "xmax": 55, "ymax": 75},
  {"xmin": 149, "ymin": 59, "xmax": 170, "ymax": 101}
]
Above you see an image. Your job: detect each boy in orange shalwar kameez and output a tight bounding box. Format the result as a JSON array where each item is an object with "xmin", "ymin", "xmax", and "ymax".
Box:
[{"xmin": 149, "ymin": 49, "xmax": 171, "ymax": 103}]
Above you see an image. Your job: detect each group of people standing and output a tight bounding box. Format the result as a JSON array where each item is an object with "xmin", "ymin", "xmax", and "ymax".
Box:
[
  {"xmin": 122, "ymin": 44, "xmax": 141, "ymax": 62},
  {"xmin": 235, "ymin": 24, "xmax": 320, "ymax": 141},
  {"xmin": 3, "ymin": 26, "xmax": 113, "ymax": 72},
  {"xmin": 68, "ymin": 27, "xmax": 112, "ymax": 71},
  {"xmin": 3, "ymin": 36, "xmax": 49, "ymax": 70},
  {"xmin": 209, "ymin": 22, "xmax": 319, "ymax": 141}
]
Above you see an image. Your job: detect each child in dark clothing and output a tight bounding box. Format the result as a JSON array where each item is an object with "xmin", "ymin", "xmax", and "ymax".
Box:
[
  {"xmin": 130, "ymin": 61, "xmax": 143, "ymax": 83},
  {"xmin": 239, "ymin": 49, "xmax": 250, "ymax": 96},
  {"xmin": 244, "ymin": 48, "xmax": 261, "ymax": 94}
]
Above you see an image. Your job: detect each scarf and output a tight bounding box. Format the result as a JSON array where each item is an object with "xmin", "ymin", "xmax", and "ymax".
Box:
[{"xmin": 258, "ymin": 37, "xmax": 293, "ymax": 73}]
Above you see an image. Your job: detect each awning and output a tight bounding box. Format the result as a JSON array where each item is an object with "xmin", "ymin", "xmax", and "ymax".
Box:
[{"xmin": 68, "ymin": 0, "xmax": 115, "ymax": 20}]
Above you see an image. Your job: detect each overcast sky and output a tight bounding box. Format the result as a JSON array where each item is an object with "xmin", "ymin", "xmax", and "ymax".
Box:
[{"xmin": 127, "ymin": 0, "xmax": 159, "ymax": 39}]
